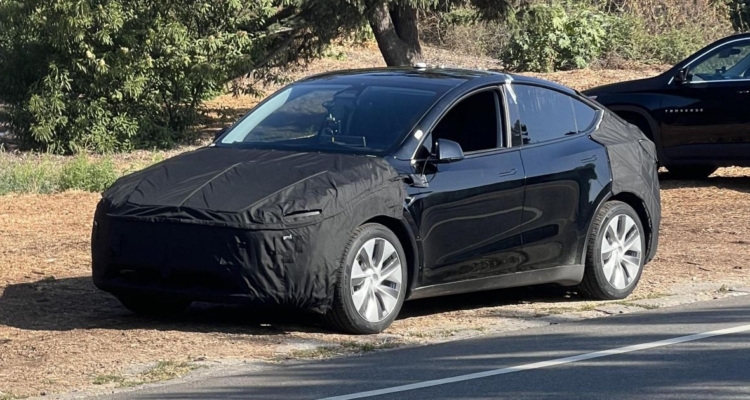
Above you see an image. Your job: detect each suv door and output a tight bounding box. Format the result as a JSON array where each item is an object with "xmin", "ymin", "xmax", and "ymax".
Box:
[
  {"xmin": 411, "ymin": 89, "xmax": 526, "ymax": 286},
  {"xmin": 507, "ymin": 84, "xmax": 610, "ymax": 271},
  {"xmin": 661, "ymin": 38, "xmax": 750, "ymax": 161}
]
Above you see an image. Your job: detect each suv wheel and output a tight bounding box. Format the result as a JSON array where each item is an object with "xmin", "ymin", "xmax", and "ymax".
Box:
[
  {"xmin": 117, "ymin": 294, "xmax": 191, "ymax": 316},
  {"xmin": 666, "ymin": 165, "xmax": 717, "ymax": 180},
  {"xmin": 579, "ymin": 201, "xmax": 645, "ymax": 300},
  {"xmin": 326, "ymin": 223, "xmax": 407, "ymax": 334}
]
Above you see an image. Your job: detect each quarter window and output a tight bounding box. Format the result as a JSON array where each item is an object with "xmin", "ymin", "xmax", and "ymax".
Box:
[{"xmin": 571, "ymin": 97, "xmax": 598, "ymax": 132}]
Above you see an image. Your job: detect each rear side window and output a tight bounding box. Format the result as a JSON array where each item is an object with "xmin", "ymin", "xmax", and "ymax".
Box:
[{"xmin": 506, "ymin": 84, "xmax": 597, "ymax": 146}]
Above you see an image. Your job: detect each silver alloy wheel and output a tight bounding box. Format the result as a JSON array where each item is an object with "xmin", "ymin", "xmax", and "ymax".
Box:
[
  {"xmin": 350, "ymin": 237, "xmax": 403, "ymax": 323},
  {"xmin": 601, "ymin": 214, "xmax": 643, "ymax": 290}
]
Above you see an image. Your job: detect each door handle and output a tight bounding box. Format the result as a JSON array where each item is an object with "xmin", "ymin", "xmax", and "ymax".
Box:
[
  {"xmin": 499, "ymin": 168, "xmax": 517, "ymax": 177},
  {"xmin": 581, "ymin": 155, "xmax": 598, "ymax": 163}
]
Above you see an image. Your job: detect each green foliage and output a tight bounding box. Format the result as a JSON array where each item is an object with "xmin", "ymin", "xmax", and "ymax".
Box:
[
  {"xmin": 0, "ymin": 0, "xmax": 276, "ymax": 153},
  {"xmin": 728, "ymin": 0, "xmax": 750, "ymax": 31},
  {"xmin": 0, "ymin": 154, "xmax": 60, "ymax": 195},
  {"xmin": 0, "ymin": 151, "xmax": 152, "ymax": 195},
  {"xmin": 501, "ymin": 2, "xmax": 607, "ymax": 72},
  {"xmin": 497, "ymin": 0, "xmax": 727, "ymax": 72},
  {"xmin": 59, "ymin": 155, "xmax": 118, "ymax": 192}
]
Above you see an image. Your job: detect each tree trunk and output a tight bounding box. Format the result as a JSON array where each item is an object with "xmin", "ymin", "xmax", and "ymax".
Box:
[{"xmin": 367, "ymin": 1, "xmax": 422, "ymax": 66}]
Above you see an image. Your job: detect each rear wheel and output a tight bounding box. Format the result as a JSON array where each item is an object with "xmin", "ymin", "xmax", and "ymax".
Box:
[
  {"xmin": 666, "ymin": 165, "xmax": 717, "ymax": 180},
  {"xmin": 326, "ymin": 223, "xmax": 407, "ymax": 334},
  {"xmin": 117, "ymin": 294, "xmax": 191, "ymax": 317},
  {"xmin": 579, "ymin": 201, "xmax": 645, "ymax": 300}
]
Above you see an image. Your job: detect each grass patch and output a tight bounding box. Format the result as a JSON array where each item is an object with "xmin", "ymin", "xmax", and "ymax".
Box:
[
  {"xmin": 0, "ymin": 151, "xmax": 160, "ymax": 195},
  {"xmin": 287, "ymin": 346, "xmax": 341, "ymax": 359},
  {"xmin": 93, "ymin": 375, "xmax": 125, "ymax": 385},
  {"xmin": 287, "ymin": 340, "xmax": 403, "ymax": 360},
  {"xmin": 137, "ymin": 361, "xmax": 198, "ymax": 384},
  {"xmin": 58, "ymin": 155, "xmax": 119, "ymax": 192},
  {"xmin": 718, "ymin": 284, "xmax": 730, "ymax": 294},
  {"xmin": 0, "ymin": 155, "xmax": 60, "ymax": 195},
  {"xmin": 92, "ymin": 361, "xmax": 198, "ymax": 388},
  {"xmin": 0, "ymin": 394, "xmax": 27, "ymax": 400},
  {"xmin": 630, "ymin": 292, "xmax": 669, "ymax": 301},
  {"xmin": 576, "ymin": 303, "xmax": 601, "ymax": 312},
  {"xmin": 613, "ymin": 301, "xmax": 661, "ymax": 310},
  {"xmin": 341, "ymin": 340, "xmax": 402, "ymax": 352}
]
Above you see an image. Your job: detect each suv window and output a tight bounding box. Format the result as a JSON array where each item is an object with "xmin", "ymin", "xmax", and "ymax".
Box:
[
  {"xmin": 690, "ymin": 40, "xmax": 750, "ymax": 82},
  {"xmin": 507, "ymin": 85, "xmax": 578, "ymax": 145},
  {"xmin": 431, "ymin": 90, "xmax": 502, "ymax": 153}
]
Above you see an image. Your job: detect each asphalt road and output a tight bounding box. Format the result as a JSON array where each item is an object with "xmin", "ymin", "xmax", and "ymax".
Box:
[{"xmin": 101, "ymin": 295, "xmax": 750, "ymax": 400}]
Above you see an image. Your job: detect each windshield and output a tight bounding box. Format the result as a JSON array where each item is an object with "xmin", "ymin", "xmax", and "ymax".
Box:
[{"xmin": 218, "ymin": 82, "xmax": 441, "ymax": 155}]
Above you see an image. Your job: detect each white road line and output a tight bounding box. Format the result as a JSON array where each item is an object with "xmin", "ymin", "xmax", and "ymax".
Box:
[{"xmin": 320, "ymin": 323, "xmax": 750, "ymax": 400}]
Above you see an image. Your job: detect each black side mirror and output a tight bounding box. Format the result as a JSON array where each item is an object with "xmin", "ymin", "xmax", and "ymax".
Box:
[
  {"xmin": 675, "ymin": 67, "xmax": 689, "ymax": 84},
  {"xmin": 213, "ymin": 127, "xmax": 227, "ymax": 142},
  {"xmin": 434, "ymin": 139, "xmax": 464, "ymax": 163}
]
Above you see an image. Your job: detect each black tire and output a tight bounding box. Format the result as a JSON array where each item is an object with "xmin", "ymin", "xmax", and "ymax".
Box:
[
  {"xmin": 666, "ymin": 165, "xmax": 717, "ymax": 180},
  {"xmin": 117, "ymin": 294, "xmax": 191, "ymax": 317},
  {"xmin": 325, "ymin": 223, "xmax": 408, "ymax": 334},
  {"xmin": 579, "ymin": 201, "xmax": 646, "ymax": 300}
]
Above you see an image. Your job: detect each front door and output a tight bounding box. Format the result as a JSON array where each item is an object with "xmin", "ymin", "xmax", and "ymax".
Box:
[
  {"xmin": 661, "ymin": 38, "xmax": 750, "ymax": 161},
  {"xmin": 410, "ymin": 89, "xmax": 526, "ymax": 286}
]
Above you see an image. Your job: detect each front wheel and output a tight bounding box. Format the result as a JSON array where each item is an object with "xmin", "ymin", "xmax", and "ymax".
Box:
[
  {"xmin": 326, "ymin": 223, "xmax": 407, "ymax": 334},
  {"xmin": 579, "ymin": 201, "xmax": 646, "ymax": 300}
]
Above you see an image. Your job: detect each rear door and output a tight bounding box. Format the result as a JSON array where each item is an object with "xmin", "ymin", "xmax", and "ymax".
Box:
[
  {"xmin": 661, "ymin": 38, "xmax": 750, "ymax": 160},
  {"xmin": 411, "ymin": 88, "xmax": 526, "ymax": 286},
  {"xmin": 507, "ymin": 84, "xmax": 610, "ymax": 270}
]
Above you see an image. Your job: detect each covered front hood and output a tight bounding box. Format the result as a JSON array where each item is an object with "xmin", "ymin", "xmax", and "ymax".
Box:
[
  {"xmin": 101, "ymin": 147, "xmax": 405, "ymax": 229},
  {"xmin": 583, "ymin": 76, "xmax": 663, "ymax": 97}
]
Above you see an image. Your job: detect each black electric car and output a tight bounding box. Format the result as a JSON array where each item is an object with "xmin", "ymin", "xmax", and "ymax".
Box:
[
  {"xmin": 92, "ymin": 68, "xmax": 660, "ymax": 334},
  {"xmin": 585, "ymin": 33, "xmax": 750, "ymax": 179}
]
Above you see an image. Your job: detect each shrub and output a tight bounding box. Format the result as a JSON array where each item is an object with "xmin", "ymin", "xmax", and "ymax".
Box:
[
  {"xmin": 0, "ymin": 0, "xmax": 270, "ymax": 154},
  {"xmin": 59, "ymin": 155, "xmax": 118, "ymax": 192},
  {"xmin": 0, "ymin": 151, "xmax": 156, "ymax": 195},
  {"xmin": 0, "ymin": 155, "xmax": 60, "ymax": 195},
  {"xmin": 501, "ymin": 2, "xmax": 608, "ymax": 72}
]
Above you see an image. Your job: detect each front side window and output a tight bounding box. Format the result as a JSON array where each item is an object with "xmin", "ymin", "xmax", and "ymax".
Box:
[
  {"xmin": 431, "ymin": 90, "xmax": 502, "ymax": 153},
  {"xmin": 689, "ymin": 40, "xmax": 750, "ymax": 82},
  {"xmin": 219, "ymin": 83, "xmax": 442, "ymax": 155}
]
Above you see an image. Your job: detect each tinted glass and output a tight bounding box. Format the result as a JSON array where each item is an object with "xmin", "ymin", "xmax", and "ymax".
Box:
[
  {"xmin": 690, "ymin": 40, "xmax": 750, "ymax": 81},
  {"xmin": 509, "ymin": 85, "xmax": 577, "ymax": 145},
  {"xmin": 219, "ymin": 83, "xmax": 441, "ymax": 155},
  {"xmin": 572, "ymin": 98, "xmax": 598, "ymax": 132},
  {"xmin": 432, "ymin": 91, "xmax": 500, "ymax": 153}
]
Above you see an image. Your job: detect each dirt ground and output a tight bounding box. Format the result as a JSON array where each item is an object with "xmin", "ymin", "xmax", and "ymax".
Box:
[
  {"xmin": 2, "ymin": 169, "xmax": 749, "ymax": 398},
  {"xmin": 2, "ymin": 48, "xmax": 750, "ymax": 398}
]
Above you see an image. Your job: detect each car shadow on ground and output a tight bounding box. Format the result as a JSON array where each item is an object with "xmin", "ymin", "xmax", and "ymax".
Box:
[
  {"xmin": 0, "ymin": 276, "xmax": 579, "ymax": 334},
  {"xmin": 658, "ymin": 172, "xmax": 750, "ymax": 193}
]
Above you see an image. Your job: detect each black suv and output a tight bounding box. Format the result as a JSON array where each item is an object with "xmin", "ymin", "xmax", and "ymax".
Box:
[
  {"xmin": 93, "ymin": 68, "xmax": 660, "ymax": 334},
  {"xmin": 585, "ymin": 33, "xmax": 750, "ymax": 179}
]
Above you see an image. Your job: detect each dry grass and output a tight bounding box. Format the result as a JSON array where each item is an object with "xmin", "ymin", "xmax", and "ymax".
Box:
[{"xmin": 0, "ymin": 47, "xmax": 748, "ymax": 398}]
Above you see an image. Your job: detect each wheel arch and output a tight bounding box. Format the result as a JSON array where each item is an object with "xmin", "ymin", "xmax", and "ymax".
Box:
[
  {"xmin": 581, "ymin": 188, "xmax": 654, "ymax": 261},
  {"xmin": 362, "ymin": 215, "xmax": 420, "ymax": 299},
  {"xmin": 609, "ymin": 192, "xmax": 653, "ymax": 259},
  {"xmin": 606, "ymin": 105, "xmax": 669, "ymax": 165}
]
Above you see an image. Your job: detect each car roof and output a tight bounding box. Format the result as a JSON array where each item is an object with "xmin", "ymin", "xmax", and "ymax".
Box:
[{"xmin": 298, "ymin": 67, "xmax": 579, "ymax": 96}]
